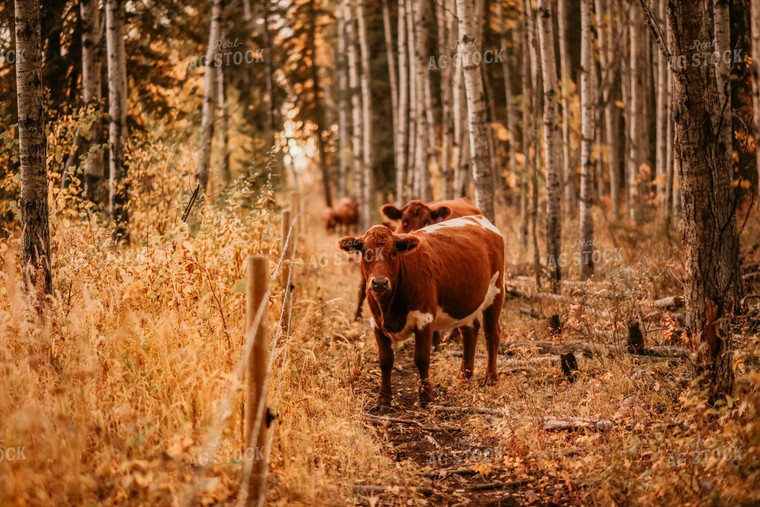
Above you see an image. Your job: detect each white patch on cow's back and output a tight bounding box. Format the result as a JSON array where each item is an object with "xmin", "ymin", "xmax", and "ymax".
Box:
[
  {"xmin": 433, "ymin": 271, "xmax": 501, "ymax": 332},
  {"xmin": 421, "ymin": 215, "xmax": 502, "ymax": 237},
  {"xmin": 386, "ymin": 310, "xmax": 434, "ymax": 343}
]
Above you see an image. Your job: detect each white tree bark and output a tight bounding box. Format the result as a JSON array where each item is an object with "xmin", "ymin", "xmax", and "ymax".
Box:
[
  {"xmin": 337, "ymin": 2, "xmax": 349, "ymax": 198},
  {"xmin": 346, "ymin": 0, "xmax": 363, "ymax": 210},
  {"xmin": 357, "ymin": 0, "xmax": 373, "ymax": 228},
  {"xmin": 537, "ymin": 0, "xmax": 563, "ymax": 288},
  {"xmin": 438, "ymin": 0, "xmax": 454, "ymax": 200},
  {"xmin": 520, "ymin": 6, "xmax": 532, "ymax": 247},
  {"xmin": 558, "ymin": 0, "xmax": 575, "ymax": 218},
  {"xmin": 382, "ymin": 0, "xmax": 399, "ymax": 202},
  {"xmin": 497, "ymin": 0, "xmax": 517, "ymax": 208},
  {"xmin": 628, "ymin": 5, "xmax": 649, "ymax": 223},
  {"xmin": 654, "ymin": 0, "xmax": 668, "ymax": 213},
  {"xmin": 456, "ymin": 0, "xmax": 495, "ymax": 222},
  {"xmin": 600, "ymin": 0, "xmax": 620, "ymax": 216},
  {"xmin": 752, "ymin": 0, "xmax": 760, "ymax": 202},
  {"xmin": 413, "ymin": 0, "xmax": 431, "ymax": 202},
  {"xmin": 15, "ymin": 0, "xmax": 52, "ymax": 293},
  {"xmin": 195, "ymin": 0, "xmax": 222, "ymax": 194},
  {"xmin": 396, "ymin": 0, "xmax": 409, "ymax": 204},
  {"xmin": 80, "ymin": 0, "xmax": 104, "ymax": 201},
  {"xmin": 406, "ymin": 0, "xmax": 418, "ymax": 196},
  {"xmin": 579, "ymin": 0, "xmax": 595, "ymax": 279},
  {"xmin": 106, "ymin": 0, "xmax": 129, "ymax": 242}
]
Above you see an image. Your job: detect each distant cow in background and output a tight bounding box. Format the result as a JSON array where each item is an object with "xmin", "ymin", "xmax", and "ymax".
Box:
[
  {"xmin": 338, "ymin": 216, "xmax": 505, "ymax": 406},
  {"xmin": 381, "ymin": 198, "xmax": 482, "ymax": 233},
  {"xmin": 322, "ymin": 197, "xmax": 359, "ymax": 234}
]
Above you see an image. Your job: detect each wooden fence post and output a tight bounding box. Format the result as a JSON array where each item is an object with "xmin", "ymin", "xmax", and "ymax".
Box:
[
  {"xmin": 279, "ymin": 209, "xmax": 293, "ymax": 291},
  {"xmin": 245, "ymin": 255, "xmax": 268, "ymax": 505},
  {"xmin": 290, "ymin": 191, "xmax": 301, "ymax": 239}
]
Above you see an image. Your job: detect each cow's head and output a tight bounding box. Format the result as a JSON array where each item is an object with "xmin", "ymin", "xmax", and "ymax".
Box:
[
  {"xmin": 338, "ymin": 226, "xmax": 420, "ymax": 298},
  {"xmin": 381, "ymin": 200, "xmax": 452, "ymax": 232}
]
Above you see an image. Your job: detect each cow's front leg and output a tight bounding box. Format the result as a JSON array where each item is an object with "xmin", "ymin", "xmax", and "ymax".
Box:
[
  {"xmin": 414, "ymin": 324, "xmax": 435, "ymax": 406},
  {"xmin": 460, "ymin": 326, "xmax": 478, "ymax": 378},
  {"xmin": 374, "ymin": 328, "xmax": 394, "ymax": 407}
]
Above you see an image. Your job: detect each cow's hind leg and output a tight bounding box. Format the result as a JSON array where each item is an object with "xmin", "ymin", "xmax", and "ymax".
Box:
[
  {"xmin": 482, "ymin": 298, "xmax": 504, "ymax": 384},
  {"xmin": 460, "ymin": 326, "xmax": 478, "ymax": 378},
  {"xmin": 414, "ymin": 324, "xmax": 435, "ymax": 406},
  {"xmin": 374, "ymin": 329, "xmax": 394, "ymax": 407}
]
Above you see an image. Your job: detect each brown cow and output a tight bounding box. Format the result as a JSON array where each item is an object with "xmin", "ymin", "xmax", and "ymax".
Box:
[
  {"xmin": 322, "ymin": 197, "xmax": 360, "ymax": 234},
  {"xmin": 381, "ymin": 197, "xmax": 481, "ymax": 233},
  {"xmin": 338, "ymin": 215, "xmax": 505, "ymax": 406},
  {"xmin": 355, "ymin": 198, "xmax": 483, "ymax": 320}
]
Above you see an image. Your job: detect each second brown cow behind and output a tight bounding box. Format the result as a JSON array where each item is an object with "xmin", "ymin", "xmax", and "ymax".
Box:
[{"xmin": 322, "ymin": 197, "xmax": 360, "ymax": 234}]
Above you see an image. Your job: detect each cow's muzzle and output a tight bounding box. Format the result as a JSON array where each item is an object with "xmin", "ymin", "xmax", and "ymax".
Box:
[{"xmin": 370, "ymin": 278, "xmax": 391, "ymax": 294}]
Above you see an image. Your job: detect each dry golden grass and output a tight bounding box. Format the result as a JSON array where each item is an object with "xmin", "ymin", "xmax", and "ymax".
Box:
[{"xmin": 1, "ymin": 133, "xmax": 759, "ymax": 505}]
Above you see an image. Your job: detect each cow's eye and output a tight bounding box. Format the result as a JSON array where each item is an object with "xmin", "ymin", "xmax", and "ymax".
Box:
[{"xmin": 402, "ymin": 220, "xmax": 408, "ymax": 227}]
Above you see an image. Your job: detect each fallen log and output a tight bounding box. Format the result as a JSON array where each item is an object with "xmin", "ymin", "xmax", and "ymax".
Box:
[
  {"xmin": 469, "ymin": 479, "xmax": 533, "ymax": 491},
  {"xmin": 651, "ymin": 295, "xmax": 684, "ymax": 309},
  {"xmin": 429, "ymin": 405, "xmax": 507, "ymax": 416},
  {"xmin": 543, "ymin": 417, "xmax": 615, "ymax": 431},
  {"xmin": 351, "ymin": 484, "xmax": 433, "ymax": 496}
]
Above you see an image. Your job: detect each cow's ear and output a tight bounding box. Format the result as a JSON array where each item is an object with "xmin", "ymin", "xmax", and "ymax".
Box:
[
  {"xmin": 338, "ymin": 237, "xmax": 363, "ymax": 253},
  {"xmin": 395, "ymin": 235, "xmax": 420, "ymax": 253},
  {"xmin": 431, "ymin": 206, "xmax": 451, "ymax": 222},
  {"xmin": 381, "ymin": 204, "xmax": 403, "ymax": 220}
]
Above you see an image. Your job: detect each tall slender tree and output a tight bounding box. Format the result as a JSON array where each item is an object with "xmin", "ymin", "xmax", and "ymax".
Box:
[
  {"xmin": 15, "ymin": 0, "xmax": 52, "ymax": 294},
  {"xmin": 337, "ymin": 2, "xmax": 349, "ymax": 197},
  {"xmin": 80, "ymin": 0, "xmax": 104, "ymax": 202},
  {"xmin": 753, "ymin": 0, "xmax": 760, "ymax": 200},
  {"xmin": 628, "ymin": 6, "xmax": 649, "ymax": 223},
  {"xmin": 439, "ymin": 0, "xmax": 454, "ymax": 200},
  {"xmin": 537, "ymin": 0, "xmax": 562, "ymax": 288},
  {"xmin": 396, "ymin": 0, "xmax": 409, "ymax": 204},
  {"xmin": 357, "ymin": 0, "xmax": 373, "ymax": 226},
  {"xmin": 381, "ymin": 0, "xmax": 399, "ymax": 199},
  {"xmin": 413, "ymin": 0, "xmax": 431, "ymax": 202},
  {"xmin": 669, "ymin": 0, "xmax": 742, "ymax": 397},
  {"xmin": 600, "ymin": 0, "xmax": 620, "ymax": 216},
  {"xmin": 497, "ymin": 0, "xmax": 518, "ymax": 207},
  {"xmin": 456, "ymin": 0, "xmax": 495, "ymax": 223},
  {"xmin": 519, "ymin": 4, "xmax": 532, "ymax": 247},
  {"xmin": 557, "ymin": 0, "xmax": 575, "ymax": 218},
  {"xmin": 308, "ymin": 0, "xmax": 333, "ymax": 207},
  {"xmin": 106, "ymin": 0, "xmax": 129, "ymax": 242},
  {"xmin": 579, "ymin": 0, "xmax": 595, "ymax": 279},
  {"xmin": 654, "ymin": 0, "xmax": 669, "ymax": 212},
  {"xmin": 195, "ymin": 0, "xmax": 221, "ymax": 194},
  {"xmin": 346, "ymin": 0, "xmax": 363, "ymax": 208},
  {"xmin": 713, "ymin": 0, "xmax": 732, "ymax": 181}
]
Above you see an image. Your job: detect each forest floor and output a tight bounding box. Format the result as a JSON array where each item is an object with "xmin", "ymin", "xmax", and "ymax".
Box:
[{"xmin": 1, "ymin": 187, "xmax": 759, "ymax": 506}]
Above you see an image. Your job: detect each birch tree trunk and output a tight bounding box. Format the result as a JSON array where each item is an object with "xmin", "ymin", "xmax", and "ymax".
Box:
[
  {"xmin": 579, "ymin": 0, "xmax": 595, "ymax": 279},
  {"xmin": 558, "ymin": 0, "xmax": 575, "ymax": 218},
  {"xmin": 346, "ymin": 1, "xmax": 363, "ymax": 208},
  {"xmin": 195, "ymin": 0, "xmax": 221, "ymax": 194},
  {"xmin": 406, "ymin": 0, "xmax": 417, "ymax": 197},
  {"xmin": 619, "ymin": 0, "xmax": 632, "ymax": 213},
  {"xmin": 525, "ymin": 0, "xmax": 542, "ymax": 284},
  {"xmin": 628, "ymin": 6, "xmax": 649, "ymax": 223},
  {"xmin": 752, "ymin": 0, "xmax": 760, "ymax": 201},
  {"xmin": 337, "ymin": 2, "xmax": 349, "ymax": 198},
  {"xmin": 600, "ymin": 0, "xmax": 620, "ymax": 216},
  {"xmin": 439, "ymin": 0, "xmax": 454, "ymax": 200},
  {"xmin": 655, "ymin": 0, "xmax": 668, "ymax": 213},
  {"xmin": 106, "ymin": 0, "xmax": 129, "ymax": 242},
  {"xmin": 713, "ymin": 0, "xmax": 732, "ymax": 183},
  {"xmin": 669, "ymin": 0, "xmax": 742, "ymax": 398},
  {"xmin": 457, "ymin": 0, "xmax": 495, "ymax": 223},
  {"xmin": 497, "ymin": 0, "xmax": 517, "ymax": 208},
  {"xmin": 80, "ymin": 0, "xmax": 104, "ymax": 202},
  {"xmin": 537, "ymin": 0, "xmax": 562, "ymax": 288},
  {"xmin": 396, "ymin": 0, "xmax": 409, "ymax": 204},
  {"xmin": 665, "ymin": 65, "xmax": 674, "ymax": 223},
  {"xmin": 382, "ymin": 0, "xmax": 399, "ymax": 200},
  {"xmin": 217, "ymin": 62, "xmax": 231, "ymax": 183},
  {"xmin": 15, "ymin": 0, "xmax": 52, "ymax": 294},
  {"xmin": 520, "ymin": 8, "xmax": 531, "ymax": 247},
  {"xmin": 357, "ymin": 0, "xmax": 372, "ymax": 227},
  {"xmin": 413, "ymin": 0, "xmax": 431, "ymax": 202},
  {"xmin": 309, "ymin": 0, "xmax": 333, "ymax": 207}
]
